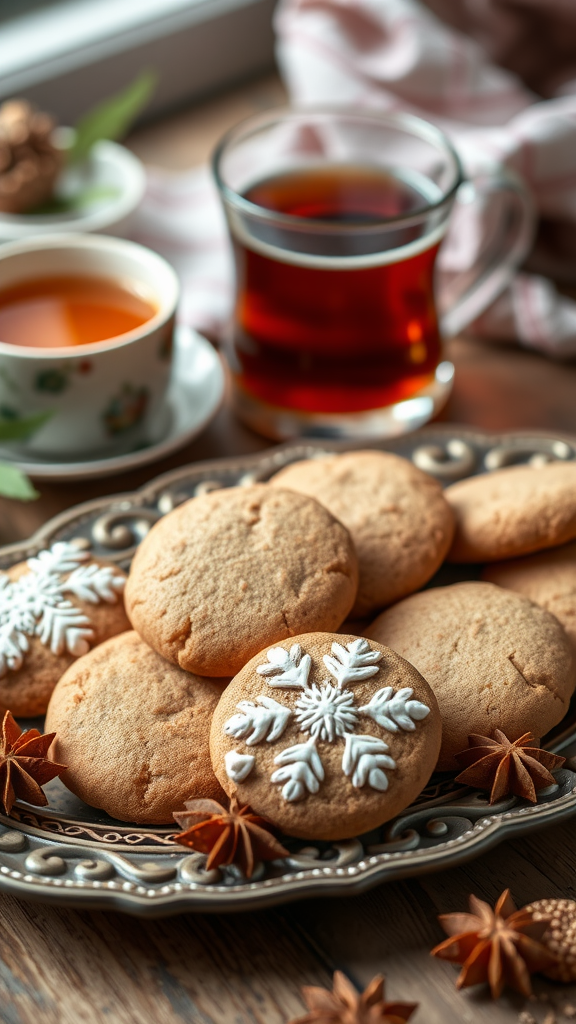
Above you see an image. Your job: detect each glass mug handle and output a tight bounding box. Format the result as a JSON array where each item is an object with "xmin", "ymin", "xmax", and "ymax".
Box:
[{"xmin": 438, "ymin": 167, "xmax": 536, "ymax": 338}]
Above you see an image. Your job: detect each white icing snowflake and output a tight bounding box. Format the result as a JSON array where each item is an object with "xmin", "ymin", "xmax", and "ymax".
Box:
[
  {"xmin": 0, "ymin": 541, "xmax": 126, "ymax": 676},
  {"xmin": 256, "ymin": 643, "xmax": 311, "ymax": 689},
  {"xmin": 271, "ymin": 738, "xmax": 324, "ymax": 802},
  {"xmin": 294, "ymin": 683, "xmax": 358, "ymax": 742},
  {"xmin": 223, "ymin": 639, "xmax": 431, "ymax": 803},
  {"xmin": 359, "ymin": 686, "xmax": 432, "ymax": 732},
  {"xmin": 224, "ymin": 696, "xmax": 291, "ymax": 745}
]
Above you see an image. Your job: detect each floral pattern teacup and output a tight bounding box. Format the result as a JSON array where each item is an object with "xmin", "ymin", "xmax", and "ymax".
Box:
[{"xmin": 0, "ymin": 234, "xmax": 179, "ymax": 458}]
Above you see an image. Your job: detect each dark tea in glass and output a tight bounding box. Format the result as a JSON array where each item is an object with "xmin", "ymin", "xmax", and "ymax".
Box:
[
  {"xmin": 236, "ymin": 164, "xmax": 442, "ymax": 415},
  {"xmin": 214, "ymin": 108, "xmax": 531, "ymax": 439}
]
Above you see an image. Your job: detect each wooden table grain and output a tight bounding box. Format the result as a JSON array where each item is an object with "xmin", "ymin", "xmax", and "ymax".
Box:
[{"xmin": 2, "ymin": 75, "xmax": 576, "ymax": 1024}]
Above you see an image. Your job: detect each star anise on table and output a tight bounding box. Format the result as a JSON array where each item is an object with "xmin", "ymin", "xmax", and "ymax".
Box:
[
  {"xmin": 288, "ymin": 971, "xmax": 418, "ymax": 1024},
  {"xmin": 0, "ymin": 710, "xmax": 67, "ymax": 815},
  {"xmin": 431, "ymin": 889, "xmax": 558, "ymax": 999},
  {"xmin": 172, "ymin": 796, "xmax": 289, "ymax": 878},
  {"xmin": 454, "ymin": 730, "xmax": 565, "ymax": 803}
]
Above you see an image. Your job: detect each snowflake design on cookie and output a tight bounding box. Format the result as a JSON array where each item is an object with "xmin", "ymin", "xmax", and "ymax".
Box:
[
  {"xmin": 294, "ymin": 683, "xmax": 358, "ymax": 742},
  {"xmin": 223, "ymin": 639, "xmax": 431, "ymax": 803},
  {"xmin": 224, "ymin": 696, "xmax": 292, "ymax": 745},
  {"xmin": 0, "ymin": 541, "xmax": 125, "ymax": 676}
]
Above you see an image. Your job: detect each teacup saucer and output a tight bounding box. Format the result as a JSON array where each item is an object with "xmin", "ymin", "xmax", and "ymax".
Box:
[
  {"xmin": 0, "ymin": 140, "xmax": 145, "ymax": 242},
  {"xmin": 0, "ymin": 326, "xmax": 225, "ymax": 481}
]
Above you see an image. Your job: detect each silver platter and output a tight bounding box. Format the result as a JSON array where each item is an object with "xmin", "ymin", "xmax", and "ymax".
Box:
[{"xmin": 2, "ymin": 424, "xmax": 576, "ymax": 916}]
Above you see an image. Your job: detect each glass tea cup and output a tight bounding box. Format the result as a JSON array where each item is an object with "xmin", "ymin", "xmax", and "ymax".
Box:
[{"xmin": 213, "ymin": 107, "xmax": 533, "ymax": 440}]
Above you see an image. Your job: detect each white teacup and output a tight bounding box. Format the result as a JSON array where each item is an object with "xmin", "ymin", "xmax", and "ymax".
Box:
[{"xmin": 0, "ymin": 234, "xmax": 179, "ymax": 458}]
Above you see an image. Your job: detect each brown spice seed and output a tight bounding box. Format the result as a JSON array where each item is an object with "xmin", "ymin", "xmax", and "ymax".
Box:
[
  {"xmin": 454, "ymin": 730, "xmax": 565, "ymax": 803},
  {"xmin": 431, "ymin": 889, "xmax": 557, "ymax": 999},
  {"xmin": 0, "ymin": 710, "xmax": 67, "ymax": 814},
  {"xmin": 173, "ymin": 796, "xmax": 289, "ymax": 878},
  {"xmin": 287, "ymin": 972, "xmax": 418, "ymax": 1024}
]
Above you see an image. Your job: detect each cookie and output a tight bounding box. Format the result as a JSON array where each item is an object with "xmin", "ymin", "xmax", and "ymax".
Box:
[
  {"xmin": 0, "ymin": 540, "xmax": 129, "ymax": 717},
  {"xmin": 210, "ymin": 632, "xmax": 441, "ymax": 840},
  {"xmin": 45, "ymin": 631, "xmax": 225, "ymax": 824},
  {"xmin": 483, "ymin": 542, "xmax": 576, "ymax": 655},
  {"xmin": 365, "ymin": 582, "xmax": 575, "ymax": 770},
  {"xmin": 125, "ymin": 485, "xmax": 359, "ymax": 677},
  {"xmin": 524, "ymin": 899, "xmax": 576, "ymax": 982},
  {"xmin": 445, "ymin": 462, "xmax": 576, "ymax": 563},
  {"xmin": 270, "ymin": 451, "xmax": 454, "ymax": 616}
]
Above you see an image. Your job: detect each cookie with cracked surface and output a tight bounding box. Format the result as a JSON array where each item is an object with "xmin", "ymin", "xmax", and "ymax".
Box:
[
  {"xmin": 365, "ymin": 582, "xmax": 575, "ymax": 770},
  {"xmin": 483, "ymin": 542, "xmax": 576, "ymax": 657},
  {"xmin": 0, "ymin": 540, "xmax": 130, "ymax": 718},
  {"xmin": 445, "ymin": 462, "xmax": 576, "ymax": 563},
  {"xmin": 270, "ymin": 451, "xmax": 455, "ymax": 616},
  {"xmin": 125, "ymin": 484, "xmax": 359, "ymax": 677},
  {"xmin": 45, "ymin": 631, "xmax": 226, "ymax": 824},
  {"xmin": 210, "ymin": 632, "xmax": 441, "ymax": 840}
]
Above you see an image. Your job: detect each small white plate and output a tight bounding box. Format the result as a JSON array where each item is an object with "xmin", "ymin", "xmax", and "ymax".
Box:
[
  {"xmin": 0, "ymin": 326, "xmax": 225, "ymax": 481},
  {"xmin": 0, "ymin": 139, "xmax": 146, "ymax": 242}
]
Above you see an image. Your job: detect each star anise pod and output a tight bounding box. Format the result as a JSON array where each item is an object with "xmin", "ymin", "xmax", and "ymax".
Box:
[
  {"xmin": 0, "ymin": 710, "xmax": 67, "ymax": 815},
  {"xmin": 454, "ymin": 730, "xmax": 565, "ymax": 803},
  {"xmin": 172, "ymin": 796, "xmax": 289, "ymax": 878},
  {"xmin": 288, "ymin": 971, "xmax": 418, "ymax": 1024},
  {"xmin": 431, "ymin": 889, "xmax": 558, "ymax": 998}
]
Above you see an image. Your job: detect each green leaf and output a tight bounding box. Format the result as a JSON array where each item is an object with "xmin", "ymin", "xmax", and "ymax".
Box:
[
  {"xmin": 0, "ymin": 411, "xmax": 52, "ymax": 441},
  {"xmin": 69, "ymin": 70, "xmax": 157, "ymax": 164},
  {"xmin": 0, "ymin": 464, "xmax": 39, "ymax": 501},
  {"xmin": 24, "ymin": 184, "xmax": 121, "ymax": 216}
]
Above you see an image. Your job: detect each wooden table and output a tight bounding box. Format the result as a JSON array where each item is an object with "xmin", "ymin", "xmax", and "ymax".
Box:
[{"xmin": 2, "ymin": 75, "xmax": 576, "ymax": 1024}]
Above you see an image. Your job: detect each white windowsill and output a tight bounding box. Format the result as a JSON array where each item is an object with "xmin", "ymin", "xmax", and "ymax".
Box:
[{"xmin": 0, "ymin": 0, "xmax": 276, "ymax": 122}]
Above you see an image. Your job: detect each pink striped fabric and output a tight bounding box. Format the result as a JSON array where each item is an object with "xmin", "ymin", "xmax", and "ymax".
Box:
[
  {"xmin": 128, "ymin": 166, "xmax": 231, "ymax": 342},
  {"xmin": 129, "ymin": 0, "xmax": 576, "ymax": 356}
]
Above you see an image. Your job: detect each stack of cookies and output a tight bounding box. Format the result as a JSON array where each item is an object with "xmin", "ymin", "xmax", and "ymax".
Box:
[{"xmin": 13, "ymin": 451, "xmax": 576, "ymax": 845}]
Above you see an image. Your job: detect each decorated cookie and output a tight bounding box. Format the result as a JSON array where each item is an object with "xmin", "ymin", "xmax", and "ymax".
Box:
[
  {"xmin": 45, "ymin": 631, "xmax": 225, "ymax": 824},
  {"xmin": 210, "ymin": 632, "xmax": 441, "ymax": 840},
  {"xmin": 366, "ymin": 582, "xmax": 575, "ymax": 770},
  {"xmin": 270, "ymin": 451, "xmax": 454, "ymax": 616},
  {"xmin": 483, "ymin": 542, "xmax": 576, "ymax": 655},
  {"xmin": 0, "ymin": 540, "xmax": 129, "ymax": 717},
  {"xmin": 125, "ymin": 485, "xmax": 359, "ymax": 677},
  {"xmin": 445, "ymin": 462, "xmax": 576, "ymax": 563}
]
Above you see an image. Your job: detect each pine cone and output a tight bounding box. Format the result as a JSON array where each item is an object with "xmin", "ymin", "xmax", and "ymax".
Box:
[{"xmin": 0, "ymin": 99, "xmax": 63, "ymax": 213}]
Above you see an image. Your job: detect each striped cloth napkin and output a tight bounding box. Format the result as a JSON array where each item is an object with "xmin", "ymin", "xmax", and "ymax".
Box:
[{"xmin": 130, "ymin": 0, "xmax": 576, "ymax": 357}]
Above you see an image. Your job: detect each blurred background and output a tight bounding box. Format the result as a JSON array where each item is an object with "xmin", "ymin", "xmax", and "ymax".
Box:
[{"xmin": 0, "ymin": 0, "xmax": 277, "ymax": 124}]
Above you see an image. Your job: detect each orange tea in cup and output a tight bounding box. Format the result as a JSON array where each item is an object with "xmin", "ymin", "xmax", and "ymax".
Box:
[{"xmin": 0, "ymin": 275, "xmax": 156, "ymax": 348}]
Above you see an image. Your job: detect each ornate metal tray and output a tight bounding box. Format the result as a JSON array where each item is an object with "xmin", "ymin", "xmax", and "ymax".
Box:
[{"xmin": 2, "ymin": 425, "xmax": 576, "ymax": 917}]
